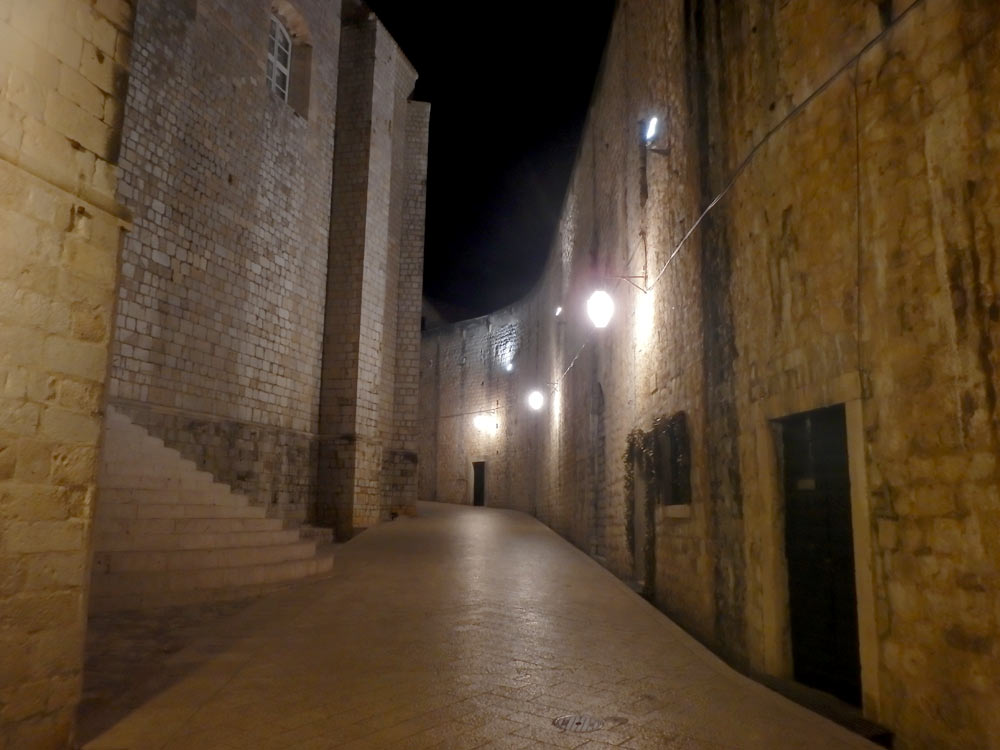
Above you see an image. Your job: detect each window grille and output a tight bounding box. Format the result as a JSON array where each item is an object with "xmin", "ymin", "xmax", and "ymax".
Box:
[{"xmin": 267, "ymin": 14, "xmax": 292, "ymax": 101}]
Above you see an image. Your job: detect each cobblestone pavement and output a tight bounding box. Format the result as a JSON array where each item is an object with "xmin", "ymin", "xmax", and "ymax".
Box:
[{"xmin": 81, "ymin": 502, "xmax": 877, "ymax": 749}]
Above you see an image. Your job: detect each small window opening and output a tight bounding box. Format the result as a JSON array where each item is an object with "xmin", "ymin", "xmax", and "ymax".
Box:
[
  {"xmin": 267, "ymin": 4, "xmax": 313, "ymax": 117},
  {"xmin": 267, "ymin": 15, "xmax": 292, "ymax": 102},
  {"xmin": 652, "ymin": 411, "xmax": 691, "ymax": 505}
]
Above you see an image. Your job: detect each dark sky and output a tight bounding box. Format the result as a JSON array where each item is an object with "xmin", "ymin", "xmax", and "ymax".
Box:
[{"xmin": 365, "ymin": 2, "xmax": 617, "ymax": 320}]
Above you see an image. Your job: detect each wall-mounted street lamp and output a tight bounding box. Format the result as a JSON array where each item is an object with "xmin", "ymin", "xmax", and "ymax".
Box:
[
  {"xmin": 473, "ymin": 414, "xmax": 495, "ymax": 432},
  {"xmin": 586, "ymin": 290, "xmax": 615, "ymax": 328},
  {"xmin": 643, "ymin": 115, "xmax": 669, "ymax": 156},
  {"xmin": 645, "ymin": 116, "xmax": 659, "ymax": 143},
  {"xmin": 527, "ymin": 390, "xmax": 544, "ymax": 411}
]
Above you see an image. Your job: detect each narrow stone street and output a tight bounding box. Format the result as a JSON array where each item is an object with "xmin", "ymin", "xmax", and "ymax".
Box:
[{"xmin": 81, "ymin": 503, "xmax": 876, "ymax": 749}]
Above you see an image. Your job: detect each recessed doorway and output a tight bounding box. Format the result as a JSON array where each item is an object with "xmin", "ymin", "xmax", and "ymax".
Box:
[
  {"xmin": 472, "ymin": 461, "xmax": 485, "ymax": 506},
  {"xmin": 780, "ymin": 404, "xmax": 861, "ymax": 706}
]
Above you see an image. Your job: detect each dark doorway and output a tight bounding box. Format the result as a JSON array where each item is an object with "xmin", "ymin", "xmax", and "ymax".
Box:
[
  {"xmin": 472, "ymin": 461, "xmax": 485, "ymax": 506},
  {"xmin": 780, "ymin": 404, "xmax": 861, "ymax": 706}
]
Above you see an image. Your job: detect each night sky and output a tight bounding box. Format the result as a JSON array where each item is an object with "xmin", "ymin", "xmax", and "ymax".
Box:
[{"xmin": 365, "ymin": 2, "xmax": 617, "ymax": 320}]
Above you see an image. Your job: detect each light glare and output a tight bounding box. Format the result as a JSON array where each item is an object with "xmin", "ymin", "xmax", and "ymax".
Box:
[
  {"xmin": 473, "ymin": 414, "xmax": 493, "ymax": 432},
  {"xmin": 505, "ymin": 363, "xmax": 513, "ymax": 372},
  {"xmin": 586, "ymin": 290, "xmax": 615, "ymax": 328},
  {"xmin": 527, "ymin": 390, "xmax": 544, "ymax": 411},
  {"xmin": 555, "ymin": 306, "xmax": 562, "ymax": 316},
  {"xmin": 645, "ymin": 117, "xmax": 659, "ymax": 142}
]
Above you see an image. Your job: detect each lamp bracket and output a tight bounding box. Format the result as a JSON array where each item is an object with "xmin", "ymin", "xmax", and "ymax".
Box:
[{"xmin": 613, "ymin": 275, "xmax": 648, "ymax": 293}]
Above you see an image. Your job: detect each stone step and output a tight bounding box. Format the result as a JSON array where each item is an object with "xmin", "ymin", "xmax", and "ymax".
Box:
[
  {"xmin": 296, "ymin": 523, "xmax": 335, "ymax": 544},
  {"xmin": 94, "ymin": 405, "xmax": 335, "ymax": 612},
  {"xmin": 88, "ymin": 550, "xmax": 335, "ymax": 612},
  {"xmin": 101, "ymin": 434, "xmax": 168, "ymax": 453},
  {"xmin": 96, "ymin": 540, "xmax": 320, "ymax": 573},
  {"xmin": 93, "ymin": 528, "xmax": 301, "ymax": 551},
  {"xmin": 99, "ymin": 472, "xmax": 217, "ymax": 490},
  {"xmin": 90, "ymin": 554, "xmax": 334, "ymax": 599},
  {"xmin": 96, "ymin": 517, "xmax": 286, "ymax": 535},
  {"xmin": 99, "ymin": 487, "xmax": 243, "ymax": 507},
  {"xmin": 97, "ymin": 502, "xmax": 268, "ymax": 521}
]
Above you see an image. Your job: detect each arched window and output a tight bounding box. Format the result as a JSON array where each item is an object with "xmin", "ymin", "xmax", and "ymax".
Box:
[
  {"xmin": 266, "ymin": 3, "xmax": 313, "ymax": 118},
  {"xmin": 267, "ymin": 14, "xmax": 292, "ymax": 102}
]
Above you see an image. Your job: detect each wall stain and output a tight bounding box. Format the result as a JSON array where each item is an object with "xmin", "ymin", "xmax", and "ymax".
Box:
[{"xmin": 686, "ymin": 0, "xmax": 747, "ymax": 669}]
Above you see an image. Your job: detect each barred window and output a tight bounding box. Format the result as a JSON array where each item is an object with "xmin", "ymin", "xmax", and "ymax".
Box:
[{"xmin": 267, "ymin": 15, "xmax": 292, "ymax": 101}]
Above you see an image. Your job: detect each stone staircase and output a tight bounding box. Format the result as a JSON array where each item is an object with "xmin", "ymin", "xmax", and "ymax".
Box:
[{"xmin": 90, "ymin": 407, "xmax": 333, "ymax": 612}]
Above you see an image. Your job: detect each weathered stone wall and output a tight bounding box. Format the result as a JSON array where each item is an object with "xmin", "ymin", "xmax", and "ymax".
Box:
[
  {"xmin": 421, "ymin": 1, "xmax": 1000, "ymax": 747},
  {"xmin": 0, "ymin": 1, "xmax": 133, "ymax": 745},
  {"xmin": 318, "ymin": 14, "xmax": 422, "ymax": 536},
  {"xmin": 385, "ymin": 99, "xmax": 430, "ymax": 512},
  {"xmin": 108, "ymin": 0, "xmax": 339, "ymax": 521}
]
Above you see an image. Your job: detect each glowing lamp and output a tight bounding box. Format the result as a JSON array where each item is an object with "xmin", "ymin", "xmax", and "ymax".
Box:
[
  {"xmin": 527, "ymin": 390, "xmax": 544, "ymax": 411},
  {"xmin": 505, "ymin": 363, "xmax": 513, "ymax": 372},
  {"xmin": 586, "ymin": 290, "xmax": 615, "ymax": 328},
  {"xmin": 645, "ymin": 116, "xmax": 659, "ymax": 142},
  {"xmin": 555, "ymin": 306, "xmax": 563, "ymax": 316}
]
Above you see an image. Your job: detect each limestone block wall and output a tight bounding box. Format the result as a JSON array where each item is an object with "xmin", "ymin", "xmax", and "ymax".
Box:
[
  {"xmin": 318, "ymin": 13, "xmax": 423, "ymax": 536},
  {"xmin": 0, "ymin": 1, "xmax": 133, "ymax": 745},
  {"xmin": 107, "ymin": 0, "xmax": 340, "ymax": 521},
  {"xmin": 385, "ymin": 100, "xmax": 430, "ymax": 511},
  {"xmin": 420, "ymin": 1, "xmax": 1000, "ymax": 747}
]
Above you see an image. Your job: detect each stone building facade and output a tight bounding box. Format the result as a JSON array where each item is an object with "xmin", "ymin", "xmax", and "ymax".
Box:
[
  {"xmin": 1, "ymin": 0, "xmax": 426, "ymax": 745},
  {"xmin": 420, "ymin": 2, "xmax": 1000, "ymax": 748},
  {"xmin": 0, "ymin": 1, "xmax": 134, "ymax": 746},
  {"xmin": 109, "ymin": 0, "xmax": 427, "ymax": 535}
]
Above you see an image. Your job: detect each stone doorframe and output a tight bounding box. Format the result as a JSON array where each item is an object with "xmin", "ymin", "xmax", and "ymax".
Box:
[{"xmin": 749, "ymin": 371, "xmax": 881, "ymax": 719}]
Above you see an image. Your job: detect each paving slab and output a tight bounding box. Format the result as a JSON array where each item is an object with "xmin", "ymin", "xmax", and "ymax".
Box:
[{"xmin": 81, "ymin": 502, "xmax": 878, "ymax": 749}]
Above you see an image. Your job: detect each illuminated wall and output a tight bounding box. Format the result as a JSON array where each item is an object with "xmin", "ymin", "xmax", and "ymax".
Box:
[{"xmin": 420, "ymin": 2, "xmax": 1000, "ymax": 748}]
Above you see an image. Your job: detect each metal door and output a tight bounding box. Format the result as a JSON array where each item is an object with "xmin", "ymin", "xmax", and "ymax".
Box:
[{"xmin": 781, "ymin": 404, "xmax": 861, "ymax": 706}]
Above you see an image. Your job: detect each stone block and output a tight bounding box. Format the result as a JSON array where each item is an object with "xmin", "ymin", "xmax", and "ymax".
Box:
[
  {"xmin": 6, "ymin": 707, "xmax": 74, "ymax": 750},
  {"xmin": 6, "ymin": 67, "xmax": 46, "ymax": 121},
  {"xmin": 19, "ymin": 117, "xmax": 80, "ymax": 188},
  {"xmin": 40, "ymin": 21, "xmax": 83, "ymax": 68},
  {"xmin": 20, "ymin": 551, "xmax": 85, "ymax": 591},
  {"xmin": 0, "ymin": 399, "xmax": 41, "ymax": 436},
  {"xmin": 72, "ymin": 5, "xmax": 118, "ymax": 55},
  {"xmin": 14, "ymin": 438, "xmax": 52, "ymax": 482},
  {"xmin": 44, "ymin": 91, "xmax": 109, "ymax": 157},
  {"xmin": 2, "ymin": 520, "xmax": 86, "ymax": 553},
  {"xmin": 57, "ymin": 64, "xmax": 105, "ymax": 119},
  {"xmin": 43, "ymin": 336, "xmax": 107, "ymax": 382},
  {"xmin": 0, "ymin": 483, "xmax": 77, "ymax": 522},
  {"xmin": 0, "ymin": 677, "xmax": 51, "ymax": 722},
  {"xmin": 56, "ymin": 378, "xmax": 101, "ymax": 412},
  {"xmin": 39, "ymin": 406, "xmax": 99, "ymax": 444},
  {"xmin": 79, "ymin": 40, "xmax": 118, "ymax": 95},
  {"xmin": 0, "ymin": 441, "xmax": 15, "ymax": 479},
  {"xmin": 0, "ymin": 633, "xmax": 32, "ymax": 689},
  {"xmin": 93, "ymin": 0, "xmax": 132, "ymax": 31},
  {"xmin": 50, "ymin": 444, "xmax": 96, "ymax": 486},
  {"xmin": 0, "ymin": 590, "xmax": 79, "ymax": 635}
]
